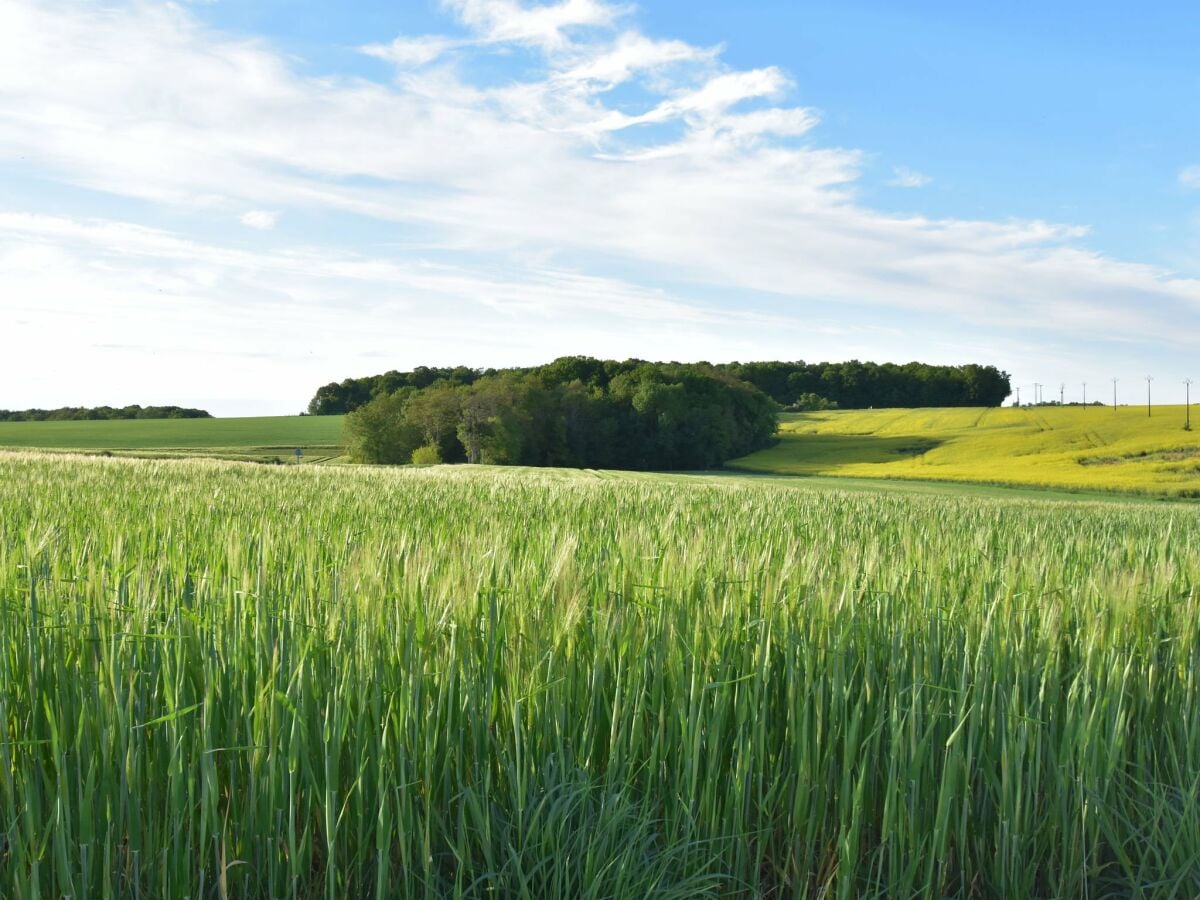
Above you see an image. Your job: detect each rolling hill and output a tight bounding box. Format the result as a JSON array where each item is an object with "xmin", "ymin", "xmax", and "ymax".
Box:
[
  {"xmin": 730, "ymin": 406, "xmax": 1200, "ymax": 497},
  {"xmin": 5, "ymin": 406, "xmax": 1200, "ymax": 498}
]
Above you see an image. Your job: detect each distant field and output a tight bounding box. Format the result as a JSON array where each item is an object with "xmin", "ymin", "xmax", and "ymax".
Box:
[
  {"xmin": 0, "ymin": 415, "xmax": 346, "ymax": 463},
  {"xmin": 7, "ymin": 407, "xmax": 1200, "ymax": 497},
  {"xmin": 730, "ymin": 406, "xmax": 1200, "ymax": 497}
]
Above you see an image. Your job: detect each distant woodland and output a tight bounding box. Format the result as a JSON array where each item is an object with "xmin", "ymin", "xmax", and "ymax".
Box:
[
  {"xmin": 340, "ymin": 359, "xmax": 778, "ymax": 469},
  {"xmin": 0, "ymin": 405, "xmax": 212, "ymax": 422},
  {"xmin": 313, "ymin": 357, "xmax": 1011, "ymax": 470},
  {"xmin": 309, "ymin": 358, "xmax": 1011, "ymax": 416}
]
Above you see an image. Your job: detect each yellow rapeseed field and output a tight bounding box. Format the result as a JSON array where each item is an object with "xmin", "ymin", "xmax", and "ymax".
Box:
[{"xmin": 730, "ymin": 405, "xmax": 1200, "ymax": 496}]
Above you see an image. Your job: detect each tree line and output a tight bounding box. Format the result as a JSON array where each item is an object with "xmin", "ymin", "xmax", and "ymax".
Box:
[
  {"xmin": 344, "ymin": 358, "xmax": 779, "ymax": 470},
  {"xmin": 0, "ymin": 405, "xmax": 212, "ymax": 422},
  {"xmin": 722, "ymin": 361, "xmax": 1011, "ymax": 409},
  {"xmin": 308, "ymin": 367, "xmax": 484, "ymax": 416},
  {"xmin": 310, "ymin": 358, "xmax": 1011, "ymax": 416}
]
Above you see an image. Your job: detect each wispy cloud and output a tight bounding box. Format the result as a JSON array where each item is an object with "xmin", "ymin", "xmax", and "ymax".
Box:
[
  {"xmin": 446, "ymin": 0, "xmax": 624, "ymax": 50},
  {"xmin": 239, "ymin": 210, "xmax": 279, "ymax": 230},
  {"xmin": 361, "ymin": 35, "xmax": 465, "ymax": 68},
  {"xmin": 1181, "ymin": 165, "xmax": 1200, "ymax": 189},
  {"xmin": 0, "ymin": 210, "xmax": 833, "ymax": 412},
  {"xmin": 363, "ymin": 0, "xmax": 631, "ymax": 67},
  {"xmin": 0, "ymin": 0, "xmax": 1198, "ymax": 411},
  {"xmin": 888, "ymin": 166, "xmax": 931, "ymax": 188}
]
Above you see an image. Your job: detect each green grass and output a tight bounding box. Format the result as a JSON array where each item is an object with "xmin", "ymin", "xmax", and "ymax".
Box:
[
  {"xmin": 2, "ymin": 452, "xmax": 1199, "ymax": 897},
  {"xmin": 10, "ymin": 406, "xmax": 1200, "ymax": 500},
  {"xmin": 0, "ymin": 415, "xmax": 346, "ymax": 463},
  {"xmin": 731, "ymin": 406, "xmax": 1200, "ymax": 497}
]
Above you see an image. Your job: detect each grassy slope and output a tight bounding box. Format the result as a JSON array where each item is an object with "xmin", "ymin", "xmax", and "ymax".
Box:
[
  {"xmin": 730, "ymin": 405, "xmax": 1200, "ymax": 497},
  {"xmin": 0, "ymin": 415, "xmax": 346, "ymax": 463},
  {"xmin": 6, "ymin": 406, "xmax": 1199, "ymax": 498},
  {"xmin": 468, "ymin": 465, "xmax": 1171, "ymax": 504}
]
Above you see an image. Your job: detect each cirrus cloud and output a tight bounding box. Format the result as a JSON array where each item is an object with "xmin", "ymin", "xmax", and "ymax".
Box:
[{"xmin": 0, "ymin": 0, "xmax": 1198, "ymax": 412}]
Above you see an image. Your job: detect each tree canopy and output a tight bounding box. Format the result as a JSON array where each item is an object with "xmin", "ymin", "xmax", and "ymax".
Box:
[
  {"xmin": 343, "ymin": 358, "xmax": 779, "ymax": 470},
  {"xmin": 311, "ymin": 358, "xmax": 1011, "ymax": 416},
  {"xmin": 307, "ymin": 366, "xmax": 485, "ymax": 416},
  {"xmin": 720, "ymin": 360, "xmax": 1011, "ymax": 408}
]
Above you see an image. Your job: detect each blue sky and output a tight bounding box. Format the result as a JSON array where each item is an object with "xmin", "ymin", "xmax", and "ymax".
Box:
[
  {"xmin": 203, "ymin": 0, "xmax": 1200, "ymax": 266},
  {"xmin": 1, "ymin": 0, "xmax": 1198, "ymax": 414}
]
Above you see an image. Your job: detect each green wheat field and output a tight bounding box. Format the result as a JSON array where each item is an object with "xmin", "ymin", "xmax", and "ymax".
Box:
[
  {"xmin": 6, "ymin": 405, "xmax": 1200, "ymax": 496},
  {"xmin": 0, "ymin": 416, "xmax": 346, "ymax": 465},
  {"xmin": 2, "ymin": 452, "xmax": 1198, "ymax": 897}
]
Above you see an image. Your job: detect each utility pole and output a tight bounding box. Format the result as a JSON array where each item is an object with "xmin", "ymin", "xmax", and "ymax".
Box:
[
  {"xmin": 1146, "ymin": 376, "xmax": 1153, "ymax": 417},
  {"xmin": 1082, "ymin": 382, "xmax": 1087, "ymax": 407},
  {"xmin": 1112, "ymin": 378, "xmax": 1118, "ymax": 411},
  {"xmin": 1060, "ymin": 383, "xmax": 1065, "ymax": 406},
  {"xmin": 1015, "ymin": 386, "xmax": 1021, "ymax": 406},
  {"xmin": 1186, "ymin": 379, "xmax": 1193, "ymax": 430},
  {"xmin": 1033, "ymin": 382, "xmax": 1041, "ymax": 406}
]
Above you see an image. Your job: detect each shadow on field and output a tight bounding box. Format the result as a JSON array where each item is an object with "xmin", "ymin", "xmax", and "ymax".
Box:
[{"xmin": 763, "ymin": 432, "xmax": 944, "ymax": 466}]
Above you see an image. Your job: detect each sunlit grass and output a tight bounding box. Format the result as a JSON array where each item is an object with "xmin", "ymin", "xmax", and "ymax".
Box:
[
  {"xmin": 731, "ymin": 406, "xmax": 1200, "ymax": 496},
  {"xmin": 1, "ymin": 452, "xmax": 1198, "ymax": 897},
  {"xmin": 0, "ymin": 415, "xmax": 345, "ymax": 463}
]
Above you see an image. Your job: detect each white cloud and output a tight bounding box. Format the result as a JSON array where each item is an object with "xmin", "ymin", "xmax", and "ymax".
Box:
[
  {"xmin": 0, "ymin": 211, "xmax": 834, "ymax": 412},
  {"xmin": 1181, "ymin": 165, "xmax": 1200, "ymax": 189},
  {"xmin": 362, "ymin": 0, "xmax": 628, "ymax": 67},
  {"xmin": 239, "ymin": 210, "xmax": 279, "ymax": 230},
  {"xmin": 555, "ymin": 31, "xmax": 714, "ymax": 89},
  {"xmin": 445, "ymin": 0, "xmax": 623, "ymax": 50},
  {"xmin": 0, "ymin": 0, "xmax": 1198, "ymax": 413},
  {"xmin": 888, "ymin": 166, "xmax": 931, "ymax": 188},
  {"xmin": 361, "ymin": 35, "xmax": 464, "ymax": 68}
]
